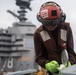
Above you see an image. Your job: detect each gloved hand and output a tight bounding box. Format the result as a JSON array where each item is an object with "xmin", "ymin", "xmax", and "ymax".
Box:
[
  {"xmin": 67, "ymin": 61, "xmax": 71, "ymax": 67},
  {"xmin": 63, "ymin": 61, "xmax": 71, "ymax": 67},
  {"xmin": 58, "ymin": 61, "xmax": 71, "ymax": 71},
  {"xmin": 45, "ymin": 60, "xmax": 59, "ymax": 73}
]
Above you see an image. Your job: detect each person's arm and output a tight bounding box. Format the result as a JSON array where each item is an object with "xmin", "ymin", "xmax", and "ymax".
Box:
[
  {"xmin": 34, "ymin": 32, "xmax": 49, "ymax": 68},
  {"xmin": 67, "ymin": 24, "xmax": 76, "ymax": 64}
]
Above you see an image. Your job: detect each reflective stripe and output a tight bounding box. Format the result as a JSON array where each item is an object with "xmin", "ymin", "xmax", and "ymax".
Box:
[
  {"xmin": 61, "ymin": 29, "xmax": 67, "ymax": 41},
  {"xmin": 40, "ymin": 31, "xmax": 51, "ymax": 41}
]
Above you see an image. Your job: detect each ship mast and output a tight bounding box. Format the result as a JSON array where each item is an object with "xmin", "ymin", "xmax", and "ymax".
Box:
[{"xmin": 7, "ymin": 0, "xmax": 32, "ymax": 22}]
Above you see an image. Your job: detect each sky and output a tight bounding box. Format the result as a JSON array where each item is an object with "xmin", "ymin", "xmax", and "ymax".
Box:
[{"xmin": 0, "ymin": 0, "xmax": 76, "ymax": 52}]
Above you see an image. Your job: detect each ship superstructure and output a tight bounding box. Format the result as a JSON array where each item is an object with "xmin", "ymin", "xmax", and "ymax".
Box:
[{"xmin": 0, "ymin": 0, "xmax": 38, "ymax": 72}]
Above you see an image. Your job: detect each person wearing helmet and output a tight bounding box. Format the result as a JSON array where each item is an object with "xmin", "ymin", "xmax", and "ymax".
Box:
[{"xmin": 34, "ymin": 1, "xmax": 76, "ymax": 75}]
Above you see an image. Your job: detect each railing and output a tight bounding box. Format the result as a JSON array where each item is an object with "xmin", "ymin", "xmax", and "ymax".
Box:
[{"xmin": 3, "ymin": 69, "xmax": 37, "ymax": 75}]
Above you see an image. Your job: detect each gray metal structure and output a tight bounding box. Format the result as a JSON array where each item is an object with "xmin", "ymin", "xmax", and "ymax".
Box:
[
  {"xmin": 0, "ymin": 0, "xmax": 38, "ymax": 73},
  {"xmin": 60, "ymin": 64, "xmax": 76, "ymax": 75},
  {"xmin": 4, "ymin": 69, "xmax": 37, "ymax": 75}
]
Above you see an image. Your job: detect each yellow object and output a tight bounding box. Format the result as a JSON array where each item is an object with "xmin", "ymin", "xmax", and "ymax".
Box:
[
  {"xmin": 37, "ymin": 71, "xmax": 44, "ymax": 75},
  {"xmin": 35, "ymin": 68, "xmax": 47, "ymax": 75}
]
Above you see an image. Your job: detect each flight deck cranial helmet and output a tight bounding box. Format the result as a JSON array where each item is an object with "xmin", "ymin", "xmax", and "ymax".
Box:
[{"xmin": 37, "ymin": 1, "xmax": 66, "ymax": 26}]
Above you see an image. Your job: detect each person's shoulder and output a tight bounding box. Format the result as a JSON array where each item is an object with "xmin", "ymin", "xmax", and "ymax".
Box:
[
  {"xmin": 59, "ymin": 22, "xmax": 70, "ymax": 29},
  {"xmin": 61, "ymin": 22, "xmax": 70, "ymax": 26},
  {"xmin": 35, "ymin": 25, "xmax": 44, "ymax": 33}
]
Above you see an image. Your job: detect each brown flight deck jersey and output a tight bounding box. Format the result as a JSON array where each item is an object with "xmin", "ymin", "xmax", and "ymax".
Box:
[{"xmin": 34, "ymin": 22, "xmax": 76, "ymax": 68}]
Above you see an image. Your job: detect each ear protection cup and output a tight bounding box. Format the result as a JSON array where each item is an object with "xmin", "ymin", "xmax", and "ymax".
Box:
[
  {"xmin": 37, "ymin": 13, "xmax": 42, "ymax": 23},
  {"xmin": 60, "ymin": 13, "xmax": 66, "ymax": 22}
]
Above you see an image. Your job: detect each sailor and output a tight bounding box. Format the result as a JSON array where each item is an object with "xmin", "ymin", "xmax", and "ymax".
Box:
[{"xmin": 34, "ymin": 1, "xmax": 76, "ymax": 75}]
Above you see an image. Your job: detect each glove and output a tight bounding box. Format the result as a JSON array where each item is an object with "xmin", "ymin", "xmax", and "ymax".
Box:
[
  {"xmin": 45, "ymin": 60, "xmax": 59, "ymax": 73},
  {"xmin": 58, "ymin": 61, "xmax": 71, "ymax": 71},
  {"xmin": 64, "ymin": 61, "xmax": 71, "ymax": 67},
  {"xmin": 67, "ymin": 61, "xmax": 71, "ymax": 67}
]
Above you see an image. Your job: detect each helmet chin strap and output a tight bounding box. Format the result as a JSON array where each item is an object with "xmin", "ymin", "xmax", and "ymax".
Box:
[
  {"xmin": 44, "ymin": 22, "xmax": 57, "ymax": 27},
  {"xmin": 44, "ymin": 24, "xmax": 57, "ymax": 31}
]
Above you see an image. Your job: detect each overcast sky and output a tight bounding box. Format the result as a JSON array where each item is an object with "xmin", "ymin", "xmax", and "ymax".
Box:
[{"xmin": 0, "ymin": 0, "xmax": 76, "ymax": 52}]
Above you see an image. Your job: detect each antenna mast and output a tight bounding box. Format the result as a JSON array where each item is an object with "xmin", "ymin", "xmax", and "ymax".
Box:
[{"xmin": 7, "ymin": 0, "xmax": 32, "ymax": 22}]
